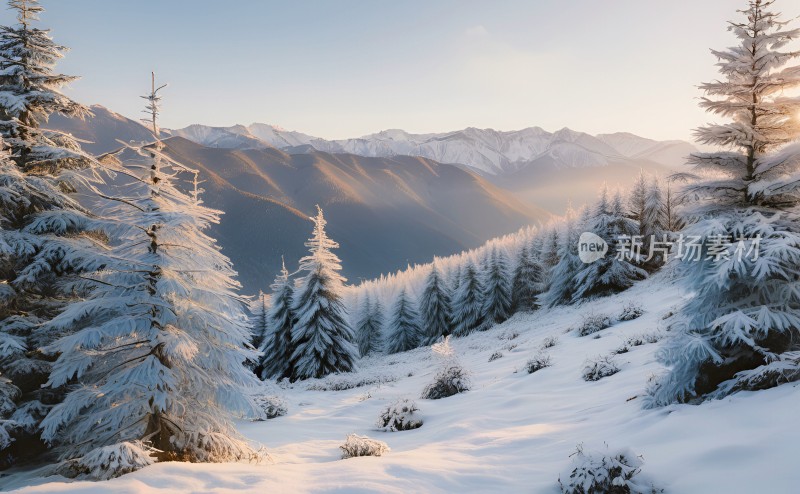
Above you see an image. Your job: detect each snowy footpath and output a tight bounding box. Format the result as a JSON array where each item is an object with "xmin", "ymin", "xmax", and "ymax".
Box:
[{"xmin": 4, "ymin": 273, "xmax": 799, "ymax": 493}]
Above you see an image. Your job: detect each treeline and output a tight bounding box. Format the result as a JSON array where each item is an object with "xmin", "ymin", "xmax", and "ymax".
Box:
[{"xmin": 255, "ymin": 174, "xmax": 681, "ymax": 370}]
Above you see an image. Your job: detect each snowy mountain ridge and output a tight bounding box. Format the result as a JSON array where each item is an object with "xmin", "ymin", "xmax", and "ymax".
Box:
[{"xmin": 164, "ymin": 122, "xmax": 698, "ymax": 175}]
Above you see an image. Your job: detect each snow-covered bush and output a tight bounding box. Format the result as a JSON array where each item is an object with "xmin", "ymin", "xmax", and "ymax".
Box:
[
  {"xmin": 488, "ymin": 351, "xmax": 503, "ymax": 362},
  {"xmin": 422, "ymin": 362, "xmax": 471, "ymax": 400},
  {"xmin": 57, "ymin": 442, "xmax": 156, "ymax": 480},
  {"xmin": 525, "ymin": 353, "xmax": 552, "ymax": 374},
  {"xmin": 575, "ymin": 313, "xmax": 613, "ymax": 337},
  {"xmin": 618, "ymin": 302, "xmax": 644, "ymax": 322},
  {"xmin": 253, "ymin": 395, "xmax": 288, "ymax": 420},
  {"xmin": 421, "ymin": 336, "xmax": 471, "ymax": 399},
  {"xmin": 558, "ymin": 444, "xmax": 662, "ymax": 494},
  {"xmin": 582, "ymin": 356, "xmax": 621, "ymax": 382},
  {"xmin": 340, "ymin": 434, "xmax": 390, "ymax": 459},
  {"xmin": 376, "ymin": 399, "xmax": 423, "ymax": 432},
  {"xmin": 541, "ymin": 335, "xmax": 559, "ymax": 349}
]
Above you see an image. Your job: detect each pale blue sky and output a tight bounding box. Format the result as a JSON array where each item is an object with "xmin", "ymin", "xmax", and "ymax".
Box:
[{"xmin": 7, "ymin": 0, "xmax": 800, "ymax": 141}]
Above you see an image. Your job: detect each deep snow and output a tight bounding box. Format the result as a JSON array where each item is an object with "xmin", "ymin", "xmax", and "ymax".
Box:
[{"xmin": 3, "ymin": 272, "xmax": 798, "ymax": 493}]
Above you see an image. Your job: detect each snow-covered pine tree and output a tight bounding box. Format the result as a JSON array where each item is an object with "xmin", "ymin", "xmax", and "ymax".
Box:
[
  {"xmin": 572, "ymin": 189, "xmax": 647, "ymax": 301},
  {"xmin": 290, "ymin": 205, "xmax": 357, "ymax": 380},
  {"xmin": 39, "ymin": 77, "xmax": 264, "ymax": 467},
  {"xmin": 419, "ymin": 262, "xmax": 452, "ymax": 345},
  {"xmin": 511, "ymin": 245, "xmax": 544, "ymax": 313},
  {"xmin": 451, "ymin": 261, "xmax": 485, "ymax": 337},
  {"xmin": 641, "ymin": 177, "xmax": 668, "ymax": 267},
  {"xmin": 648, "ymin": 0, "xmax": 800, "ymax": 406},
  {"xmin": 258, "ymin": 258, "xmax": 295, "ymax": 380},
  {"xmin": 479, "ymin": 246, "xmax": 513, "ymax": 331},
  {"xmin": 541, "ymin": 208, "xmax": 584, "ymax": 308},
  {"xmin": 355, "ymin": 293, "xmax": 383, "ymax": 357},
  {"xmin": 0, "ymin": 0, "xmax": 100, "ymax": 466},
  {"xmin": 385, "ymin": 288, "xmax": 423, "ymax": 354},
  {"xmin": 628, "ymin": 169, "xmax": 648, "ymax": 225},
  {"xmin": 540, "ymin": 227, "xmax": 560, "ymax": 275},
  {"xmin": 249, "ymin": 291, "xmax": 269, "ymax": 356}
]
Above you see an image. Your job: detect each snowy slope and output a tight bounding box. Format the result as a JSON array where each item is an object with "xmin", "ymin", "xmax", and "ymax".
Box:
[{"xmin": 6, "ymin": 272, "xmax": 797, "ymax": 493}]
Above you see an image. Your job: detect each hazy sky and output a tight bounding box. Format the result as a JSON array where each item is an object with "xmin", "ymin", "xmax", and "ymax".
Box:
[{"xmin": 6, "ymin": 0, "xmax": 800, "ymax": 141}]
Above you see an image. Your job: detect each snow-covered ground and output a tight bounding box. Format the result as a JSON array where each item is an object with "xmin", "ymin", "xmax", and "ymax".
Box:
[{"xmin": 4, "ymin": 273, "xmax": 799, "ymax": 493}]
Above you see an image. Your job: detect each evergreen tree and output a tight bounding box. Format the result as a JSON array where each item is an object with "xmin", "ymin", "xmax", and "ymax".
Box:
[
  {"xmin": 541, "ymin": 208, "xmax": 584, "ymax": 308},
  {"xmin": 642, "ymin": 177, "xmax": 668, "ymax": 267},
  {"xmin": 355, "ymin": 293, "xmax": 383, "ymax": 357},
  {"xmin": 258, "ymin": 258, "xmax": 295, "ymax": 380},
  {"xmin": 0, "ymin": 0, "xmax": 99, "ymax": 466},
  {"xmin": 419, "ymin": 263, "xmax": 452, "ymax": 345},
  {"xmin": 572, "ymin": 189, "xmax": 647, "ymax": 301},
  {"xmin": 649, "ymin": 0, "xmax": 800, "ymax": 406},
  {"xmin": 39, "ymin": 77, "xmax": 263, "ymax": 464},
  {"xmin": 628, "ymin": 169, "xmax": 648, "ymax": 225},
  {"xmin": 451, "ymin": 262, "xmax": 485, "ymax": 337},
  {"xmin": 385, "ymin": 289, "xmax": 423, "ymax": 354},
  {"xmin": 540, "ymin": 227, "xmax": 560, "ymax": 274},
  {"xmin": 511, "ymin": 245, "xmax": 544, "ymax": 313},
  {"xmin": 290, "ymin": 206, "xmax": 357, "ymax": 380},
  {"xmin": 249, "ymin": 291, "xmax": 269, "ymax": 356},
  {"xmin": 479, "ymin": 247, "xmax": 513, "ymax": 331}
]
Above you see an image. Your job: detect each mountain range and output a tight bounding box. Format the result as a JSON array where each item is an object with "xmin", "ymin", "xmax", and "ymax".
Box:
[
  {"xmin": 49, "ymin": 106, "xmax": 549, "ymax": 294},
  {"xmin": 165, "ymin": 122, "xmax": 695, "ymax": 176},
  {"xmin": 164, "ymin": 118, "xmax": 696, "ymax": 212}
]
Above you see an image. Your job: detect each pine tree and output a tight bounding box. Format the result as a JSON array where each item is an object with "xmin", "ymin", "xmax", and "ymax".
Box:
[
  {"xmin": 0, "ymin": 0, "xmax": 99, "ymax": 466},
  {"xmin": 39, "ymin": 76, "xmax": 263, "ymax": 465},
  {"xmin": 290, "ymin": 206, "xmax": 357, "ymax": 380},
  {"xmin": 641, "ymin": 177, "xmax": 668, "ymax": 267},
  {"xmin": 356, "ymin": 294, "xmax": 383, "ymax": 357},
  {"xmin": 451, "ymin": 262, "xmax": 485, "ymax": 337},
  {"xmin": 572, "ymin": 189, "xmax": 647, "ymax": 301},
  {"xmin": 541, "ymin": 208, "xmax": 584, "ymax": 308},
  {"xmin": 479, "ymin": 247, "xmax": 513, "ymax": 331},
  {"xmin": 385, "ymin": 289, "xmax": 423, "ymax": 354},
  {"xmin": 649, "ymin": 0, "xmax": 800, "ymax": 406},
  {"xmin": 540, "ymin": 227, "xmax": 560, "ymax": 274},
  {"xmin": 249, "ymin": 291, "xmax": 269, "ymax": 356},
  {"xmin": 258, "ymin": 258, "xmax": 295, "ymax": 380},
  {"xmin": 511, "ymin": 245, "xmax": 544, "ymax": 313},
  {"xmin": 419, "ymin": 263, "xmax": 452, "ymax": 345},
  {"xmin": 628, "ymin": 169, "xmax": 648, "ymax": 225}
]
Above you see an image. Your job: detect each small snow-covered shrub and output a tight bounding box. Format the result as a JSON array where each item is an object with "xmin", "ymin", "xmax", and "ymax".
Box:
[
  {"xmin": 500, "ymin": 331, "xmax": 520, "ymax": 341},
  {"xmin": 489, "ymin": 351, "xmax": 503, "ymax": 362},
  {"xmin": 625, "ymin": 335, "xmax": 646, "ymax": 347},
  {"xmin": 253, "ymin": 395, "xmax": 288, "ymax": 420},
  {"xmin": 377, "ymin": 399, "xmax": 422, "ymax": 432},
  {"xmin": 58, "ymin": 441, "xmax": 156, "ymax": 480},
  {"xmin": 558, "ymin": 444, "xmax": 662, "ymax": 494},
  {"xmin": 643, "ymin": 331, "xmax": 663, "ymax": 344},
  {"xmin": 525, "ymin": 353, "xmax": 552, "ymax": 374},
  {"xmin": 618, "ymin": 302, "xmax": 644, "ymax": 322},
  {"xmin": 340, "ymin": 434, "xmax": 389, "ymax": 459},
  {"xmin": 613, "ymin": 345, "xmax": 630, "ymax": 355},
  {"xmin": 582, "ymin": 356, "xmax": 621, "ymax": 382},
  {"xmin": 541, "ymin": 335, "xmax": 559, "ymax": 349},
  {"xmin": 575, "ymin": 313, "xmax": 613, "ymax": 337},
  {"xmin": 421, "ymin": 336, "xmax": 471, "ymax": 399},
  {"xmin": 421, "ymin": 362, "xmax": 471, "ymax": 399}
]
